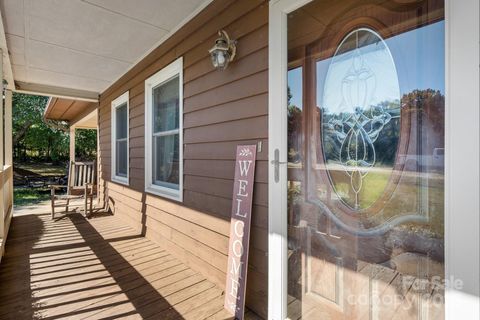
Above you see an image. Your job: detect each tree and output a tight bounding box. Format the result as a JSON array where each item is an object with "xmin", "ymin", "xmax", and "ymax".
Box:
[
  {"xmin": 12, "ymin": 93, "xmax": 49, "ymax": 146},
  {"xmin": 75, "ymin": 129, "xmax": 97, "ymax": 161},
  {"xmin": 12, "ymin": 92, "xmax": 97, "ymax": 163}
]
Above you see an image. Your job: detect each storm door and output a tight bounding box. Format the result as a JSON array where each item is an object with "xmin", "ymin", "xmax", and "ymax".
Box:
[{"xmin": 285, "ymin": 1, "xmax": 446, "ymax": 319}]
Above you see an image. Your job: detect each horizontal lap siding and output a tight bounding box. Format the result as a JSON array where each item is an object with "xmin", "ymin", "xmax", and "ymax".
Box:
[{"xmin": 97, "ymin": 1, "xmax": 268, "ymax": 318}]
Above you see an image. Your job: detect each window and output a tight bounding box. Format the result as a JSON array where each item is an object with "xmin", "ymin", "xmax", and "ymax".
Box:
[
  {"xmin": 145, "ymin": 57, "xmax": 183, "ymax": 201},
  {"xmin": 111, "ymin": 91, "xmax": 129, "ymax": 184}
]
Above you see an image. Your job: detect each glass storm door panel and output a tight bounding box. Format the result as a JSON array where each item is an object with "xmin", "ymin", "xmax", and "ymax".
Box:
[{"xmin": 287, "ymin": 1, "xmax": 445, "ymax": 319}]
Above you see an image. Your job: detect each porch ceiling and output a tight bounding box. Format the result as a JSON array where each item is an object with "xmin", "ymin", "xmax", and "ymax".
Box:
[
  {"xmin": 45, "ymin": 97, "xmax": 98, "ymax": 128},
  {"xmin": 0, "ymin": 0, "xmax": 212, "ymax": 99}
]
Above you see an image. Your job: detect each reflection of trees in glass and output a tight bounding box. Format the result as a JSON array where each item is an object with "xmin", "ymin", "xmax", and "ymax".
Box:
[
  {"xmin": 402, "ymin": 89, "xmax": 445, "ymax": 157},
  {"xmin": 320, "ymin": 88, "xmax": 445, "ymax": 211},
  {"xmin": 322, "ymin": 99, "xmax": 400, "ymax": 167},
  {"xmin": 372, "ymin": 100, "xmax": 401, "ymax": 166},
  {"xmin": 321, "ymin": 99, "xmax": 400, "ymax": 209},
  {"xmin": 321, "ymin": 89, "xmax": 445, "ymax": 168},
  {"xmin": 287, "ymin": 86, "xmax": 302, "ymax": 163}
]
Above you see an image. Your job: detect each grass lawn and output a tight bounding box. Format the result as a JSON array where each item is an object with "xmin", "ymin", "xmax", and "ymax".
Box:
[
  {"xmin": 13, "ymin": 162, "xmax": 67, "ymax": 206},
  {"xmin": 14, "ymin": 187, "xmax": 53, "ymax": 207},
  {"xmin": 331, "ymin": 168, "xmax": 391, "ymax": 209},
  {"xmin": 15, "ymin": 162, "xmax": 67, "ymax": 176}
]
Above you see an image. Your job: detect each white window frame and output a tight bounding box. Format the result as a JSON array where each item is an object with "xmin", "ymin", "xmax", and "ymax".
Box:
[
  {"xmin": 268, "ymin": 0, "xmax": 479, "ymax": 319},
  {"xmin": 111, "ymin": 91, "xmax": 129, "ymax": 185},
  {"xmin": 144, "ymin": 57, "xmax": 183, "ymax": 202}
]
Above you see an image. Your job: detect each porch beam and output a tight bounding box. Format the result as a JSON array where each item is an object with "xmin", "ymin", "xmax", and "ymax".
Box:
[{"xmin": 15, "ymin": 82, "xmax": 99, "ymax": 103}]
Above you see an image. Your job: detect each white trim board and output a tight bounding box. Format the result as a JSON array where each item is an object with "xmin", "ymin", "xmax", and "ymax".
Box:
[
  {"xmin": 15, "ymin": 82, "xmax": 99, "ymax": 102},
  {"xmin": 444, "ymin": 0, "xmax": 479, "ymax": 318},
  {"xmin": 111, "ymin": 91, "xmax": 129, "ymax": 185},
  {"xmin": 268, "ymin": 1, "xmax": 314, "ymax": 318}
]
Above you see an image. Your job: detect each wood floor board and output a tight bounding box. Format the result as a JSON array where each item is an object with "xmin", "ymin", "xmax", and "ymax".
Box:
[{"xmin": 0, "ymin": 202, "xmax": 262, "ymax": 319}]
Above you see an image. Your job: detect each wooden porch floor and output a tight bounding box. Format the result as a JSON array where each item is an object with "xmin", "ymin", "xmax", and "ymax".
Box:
[{"xmin": 0, "ymin": 202, "xmax": 260, "ymax": 320}]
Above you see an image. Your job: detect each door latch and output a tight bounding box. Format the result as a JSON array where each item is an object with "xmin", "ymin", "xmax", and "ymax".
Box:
[{"xmin": 271, "ymin": 148, "xmax": 287, "ymax": 183}]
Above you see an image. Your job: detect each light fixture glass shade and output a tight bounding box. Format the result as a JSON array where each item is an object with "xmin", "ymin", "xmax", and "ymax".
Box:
[
  {"xmin": 211, "ymin": 49, "xmax": 230, "ymax": 70},
  {"xmin": 210, "ymin": 51, "xmax": 218, "ymax": 68},
  {"xmin": 209, "ymin": 30, "xmax": 236, "ymax": 71}
]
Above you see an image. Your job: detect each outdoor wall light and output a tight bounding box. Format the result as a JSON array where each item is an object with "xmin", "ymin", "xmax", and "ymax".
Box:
[{"xmin": 209, "ymin": 30, "xmax": 236, "ymax": 70}]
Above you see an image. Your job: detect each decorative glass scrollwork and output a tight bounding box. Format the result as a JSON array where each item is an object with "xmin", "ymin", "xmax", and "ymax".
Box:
[{"xmin": 322, "ymin": 28, "xmax": 401, "ymax": 210}]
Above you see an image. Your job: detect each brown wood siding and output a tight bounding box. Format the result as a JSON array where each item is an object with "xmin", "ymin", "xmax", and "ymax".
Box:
[{"xmin": 97, "ymin": 1, "xmax": 268, "ymax": 317}]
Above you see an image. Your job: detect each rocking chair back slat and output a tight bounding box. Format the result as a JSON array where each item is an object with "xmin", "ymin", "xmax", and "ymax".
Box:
[
  {"xmin": 68, "ymin": 161, "xmax": 97, "ymax": 195},
  {"xmin": 51, "ymin": 160, "xmax": 97, "ymax": 219}
]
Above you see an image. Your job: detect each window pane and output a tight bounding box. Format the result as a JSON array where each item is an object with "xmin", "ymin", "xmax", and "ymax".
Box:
[
  {"xmin": 116, "ymin": 140, "xmax": 127, "ymax": 177},
  {"xmin": 153, "ymin": 134, "xmax": 179, "ymax": 189},
  {"xmin": 116, "ymin": 103, "xmax": 128, "ymax": 139},
  {"xmin": 153, "ymin": 75, "xmax": 179, "ymax": 133}
]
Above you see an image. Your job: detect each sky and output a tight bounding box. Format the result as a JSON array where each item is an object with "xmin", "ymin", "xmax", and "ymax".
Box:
[
  {"xmin": 288, "ymin": 67, "xmax": 302, "ymax": 109},
  {"xmin": 288, "ymin": 21, "xmax": 445, "ymax": 111}
]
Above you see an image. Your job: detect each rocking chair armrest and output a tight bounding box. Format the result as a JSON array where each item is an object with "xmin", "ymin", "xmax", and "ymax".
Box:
[
  {"xmin": 49, "ymin": 184, "xmax": 67, "ymax": 189},
  {"xmin": 50, "ymin": 184, "xmax": 66, "ymax": 197}
]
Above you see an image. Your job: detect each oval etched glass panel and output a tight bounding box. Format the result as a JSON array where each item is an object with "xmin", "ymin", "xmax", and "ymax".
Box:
[{"xmin": 321, "ymin": 28, "xmax": 401, "ymax": 210}]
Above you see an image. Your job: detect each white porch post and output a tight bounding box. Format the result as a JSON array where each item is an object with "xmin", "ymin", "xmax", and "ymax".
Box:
[
  {"xmin": 0, "ymin": 48, "xmax": 13, "ymax": 260},
  {"xmin": 5, "ymin": 90, "xmax": 12, "ymax": 215},
  {"xmin": 96, "ymin": 125, "xmax": 100, "ymax": 205},
  {"xmin": 69, "ymin": 126, "xmax": 75, "ymax": 163},
  {"xmin": 5, "ymin": 91, "xmax": 12, "ymax": 167},
  {"xmin": 2, "ymin": 90, "xmax": 13, "ymax": 257}
]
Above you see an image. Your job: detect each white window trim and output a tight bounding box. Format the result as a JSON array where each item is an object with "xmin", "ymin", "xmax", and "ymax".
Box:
[
  {"xmin": 268, "ymin": 0, "xmax": 479, "ymax": 319},
  {"xmin": 144, "ymin": 57, "xmax": 183, "ymax": 202},
  {"xmin": 111, "ymin": 91, "xmax": 129, "ymax": 185}
]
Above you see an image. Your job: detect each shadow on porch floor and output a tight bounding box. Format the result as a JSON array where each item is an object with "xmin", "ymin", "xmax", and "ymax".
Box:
[{"xmin": 0, "ymin": 201, "xmax": 261, "ymax": 319}]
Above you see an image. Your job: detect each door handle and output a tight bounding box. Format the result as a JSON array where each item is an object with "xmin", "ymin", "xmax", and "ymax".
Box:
[{"xmin": 271, "ymin": 149, "xmax": 287, "ymax": 183}]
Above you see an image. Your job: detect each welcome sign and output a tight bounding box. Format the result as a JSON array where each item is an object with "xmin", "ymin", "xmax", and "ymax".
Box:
[{"xmin": 224, "ymin": 145, "xmax": 257, "ymax": 319}]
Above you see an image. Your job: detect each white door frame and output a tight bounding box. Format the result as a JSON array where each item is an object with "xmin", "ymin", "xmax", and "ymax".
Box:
[
  {"xmin": 267, "ymin": 0, "xmax": 479, "ymax": 319},
  {"xmin": 268, "ymin": 1, "xmax": 313, "ymax": 318}
]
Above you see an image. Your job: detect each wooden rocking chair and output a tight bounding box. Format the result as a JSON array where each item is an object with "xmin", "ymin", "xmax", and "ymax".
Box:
[{"xmin": 50, "ymin": 161, "xmax": 97, "ymax": 219}]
